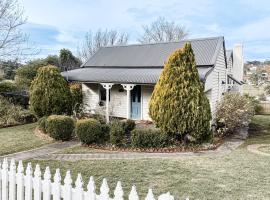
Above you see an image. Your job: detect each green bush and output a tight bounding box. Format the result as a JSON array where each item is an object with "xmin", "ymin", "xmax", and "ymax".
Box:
[
  {"xmin": 0, "ymin": 81, "xmax": 18, "ymax": 93},
  {"xmin": 131, "ymin": 129, "xmax": 169, "ymax": 148},
  {"xmin": 70, "ymin": 83, "xmax": 83, "ymax": 115},
  {"xmin": 244, "ymin": 94, "xmax": 263, "ymax": 114},
  {"xmin": 29, "ymin": 65, "xmax": 72, "ymax": 117},
  {"xmin": 38, "ymin": 116, "xmax": 47, "ymax": 133},
  {"xmin": 0, "ymin": 97, "xmax": 23, "ymax": 127},
  {"xmin": 76, "ymin": 119, "xmax": 103, "ymax": 144},
  {"xmin": 109, "ymin": 120, "xmax": 125, "ymax": 146},
  {"xmin": 216, "ymin": 93, "xmax": 254, "ymax": 135},
  {"xmin": 122, "ymin": 119, "xmax": 136, "ymax": 134},
  {"xmin": 18, "ymin": 110, "xmax": 37, "ymax": 124},
  {"xmin": 46, "ymin": 115, "xmax": 75, "ymax": 141},
  {"xmin": 92, "ymin": 114, "xmax": 106, "ymax": 124}
]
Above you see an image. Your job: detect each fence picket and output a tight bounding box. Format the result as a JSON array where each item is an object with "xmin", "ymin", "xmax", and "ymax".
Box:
[
  {"xmin": 86, "ymin": 176, "xmax": 95, "ymax": 200},
  {"xmin": 0, "ymin": 159, "xmax": 174, "ymax": 200},
  {"xmin": 75, "ymin": 174, "xmax": 84, "ymax": 200},
  {"xmin": 33, "ymin": 165, "xmax": 42, "ymax": 200},
  {"xmin": 16, "ymin": 161, "xmax": 24, "ymax": 200},
  {"xmin": 145, "ymin": 189, "xmax": 155, "ymax": 200},
  {"xmin": 129, "ymin": 186, "xmax": 139, "ymax": 200},
  {"xmin": 2, "ymin": 158, "xmax": 8, "ymax": 200},
  {"xmin": 100, "ymin": 179, "xmax": 110, "ymax": 200},
  {"xmin": 8, "ymin": 159, "xmax": 16, "ymax": 200},
  {"xmin": 63, "ymin": 171, "xmax": 72, "ymax": 200},
  {"xmin": 52, "ymin": 169, "xmax": 61, "ymax": 200},
  {"xmin": 25, "ymin": 163, "xmax": 33, "ymax": 200},
  {"xmin": 42, "ymin": 167, "xmax": 51, "ymax": 200}
]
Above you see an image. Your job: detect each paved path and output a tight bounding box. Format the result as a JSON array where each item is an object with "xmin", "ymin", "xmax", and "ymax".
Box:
[
  {"xmin": 0, "ymin": 141, "xmax": 79, "ymax": 161},
  {"xmin": 247, "ymin": 144, "xmax": 270, "ymax": 157}
]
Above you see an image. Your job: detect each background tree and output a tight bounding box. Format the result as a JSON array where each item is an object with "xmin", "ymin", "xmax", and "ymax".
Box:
[
  {"xmin": 59, "ymin": 48, "xmax": 81, "ymax": 71},
  {"xmin": 29, "ymin": 65, "xmax": 72, "ymax": 117},
  {"xmin": 77, "ymin": 29, "xmax": 129, "ymax": 62},
  {"xmin": 0, "ymin": 0, "xmax": 36, "ymax": 60},
  {"xmin": 0, "ymin": 60, "xmax": 21, "ymax": 79},
  {"xmin": 138, "ymin": 17, "xmax": 188, "ymax": 44},
  {"xmin": 149, "ymin": 43, "xmax": 211, "ymax": 142}
]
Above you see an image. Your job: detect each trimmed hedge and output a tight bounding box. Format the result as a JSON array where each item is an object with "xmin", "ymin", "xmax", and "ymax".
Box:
[
  {"xmin": 109, "ymin": 120, "xmax": 125, "ymax": 146},
  {"xmin": 76, "ymin": 119, "xmax": 103, "ymax": 144},
  {"xmin": 46, "ymin": 115, "xmax": 75, "ymax": 141},
  {"xmin": 122, "ymin": 119, "xmax": 136, "ymax": 134},
  {"xmin": 131, "ymin": 129, "xmax": 169, "ymax": 148}
]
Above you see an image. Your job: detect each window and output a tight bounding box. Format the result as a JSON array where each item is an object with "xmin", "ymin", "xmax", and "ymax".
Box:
[{"xmin": 99, "ymin": 86, "xmax": 110, "ymax": 101}]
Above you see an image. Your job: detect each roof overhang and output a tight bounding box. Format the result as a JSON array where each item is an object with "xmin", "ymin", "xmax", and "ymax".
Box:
[{"xmin": 61, "ymin": 66, "xmax": 213, "ymax": 85}]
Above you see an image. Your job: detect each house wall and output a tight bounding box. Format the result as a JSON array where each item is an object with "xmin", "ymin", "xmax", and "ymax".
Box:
[{"xmin": 208, "ymin": 45, "xmax": 227, "ymax": 118}]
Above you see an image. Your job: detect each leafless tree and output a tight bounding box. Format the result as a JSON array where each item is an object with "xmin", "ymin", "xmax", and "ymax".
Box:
[
  {"xmin": 77, "ymin": 29, "xmax": 129, "ymax": 62},
  {"xmin": 0, "ymin": 0, "xmax": 37, "ymax": 61},
  {"xmin": 138, "ymin": 17, "xmax": 188, "ymax": 44}
]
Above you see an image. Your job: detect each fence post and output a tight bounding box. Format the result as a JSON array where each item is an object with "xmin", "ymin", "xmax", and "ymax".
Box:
[
  {"xmin": 129, "ymin": 186, "xmax": 139, "ymax": 200},
  {"xmin": 33, "ymin": 164, "xmax": 42, "ymax": 200},
  {"xmin": 9, "ymin": 159, "xmax": 16, "ymax": 200},
  {"xmin": 25, "ymin": 163, "xmax": 33, "ymax": 200},
  {"xmin": 42, "ymin": 167, "xmax": 51, "ymax": 200},
  {"xmin": 16, "ymin": 161, "xmax": 24, "ymax": 200},
  {"xmin": 86, "ymin": 176, "xmax": 96, "ymax": 200},
  {"xmin": 157, "ymin": 192, "xmax": 174, "ymax": 200},
  {"xmin": 145, "ymin": 189, "xmax": 155, "ymax": 200},
  {"xmin": 1, "ymin": 158, "xmax": 8, "ymax": 200},
  {"xmin": 75, "ymin": 173, "xmax": 84, "ymax": 200},
  {"xmin": 63, "ymin": 171, "xmax": 72, "ymax": 200},
  {"xmin": 53, "ymin": 169, "xmax": 61, "ymax": 200},
  {"xmin": 114, "ymin": 181, "xmax": 124, "ymax": 200},
  {"xmin": 100, "ymin": 178, "xmax": 110, "ymax": 200}
]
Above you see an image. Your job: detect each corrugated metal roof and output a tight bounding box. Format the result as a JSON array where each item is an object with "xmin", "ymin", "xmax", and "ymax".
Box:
[
  {"xmin": 84, "ymin": 36, "xmax": 224, "ymax": 67},
  {"xmin": 62, "ymin": 66, "xmax": 213, "ymax": 84},
  {"xmin": 226, "ymin": 50, "xmax": 233, "ymax": 61}
]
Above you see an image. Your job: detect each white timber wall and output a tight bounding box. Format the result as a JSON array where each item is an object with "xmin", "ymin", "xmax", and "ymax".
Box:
[
  {"xmin": 209, "ymin": 45, "xmax": 227, "ymax": 118},
  {"xmin": 141, "ymin": 85, "xmax": 154, "ymax": 121},
  {"xmin": 82, "ymin": 83, "xmax": 100, "ymax": 113},
  {"xmin": 110, "ymin": 85, "xmax": 127, "ymax": 118},
  {"xmin": 0, "ymin": 158, "xmax": 179, "ymax": 200}
]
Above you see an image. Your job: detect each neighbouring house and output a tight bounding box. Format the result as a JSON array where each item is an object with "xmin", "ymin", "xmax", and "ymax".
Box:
[{"xmin": 62, "ymin": 36, "xmax": 244, "ymax": 122}]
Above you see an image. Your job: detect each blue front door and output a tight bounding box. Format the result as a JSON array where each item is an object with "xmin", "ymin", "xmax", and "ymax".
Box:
[{"xmin": 131, "ymin": 86, "xmax": 141, "ymax": 119}]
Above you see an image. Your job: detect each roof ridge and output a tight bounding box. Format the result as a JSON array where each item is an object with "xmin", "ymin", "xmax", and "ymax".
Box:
[{"xmin": 101, "ymin": 36, "xmax": 224, "ymax": 48}]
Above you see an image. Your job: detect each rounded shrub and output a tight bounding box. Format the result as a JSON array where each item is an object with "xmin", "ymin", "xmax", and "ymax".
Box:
[
  {"xmin": 109, "ymin": 120, "xmax": 125, "ymax": 146},
  {"xmin": 46, "ymin": 115, "xmax": 75, "ymax": 141},
  {"xmin": 76, "ymin": 119, "xmax": 103, "ymax": 144},
  {"xmin": 38, "ymin": 116, "xmax": 47, "ymax": 133},
  {"xmin": 131, "ymin": 129, "xmax": 169, "ymax": 148}
]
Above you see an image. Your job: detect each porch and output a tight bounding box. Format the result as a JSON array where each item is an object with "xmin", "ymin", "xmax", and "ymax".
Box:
[{"xmin": 82, "ymin": 83, "xmax": 154, "ymax": 122}]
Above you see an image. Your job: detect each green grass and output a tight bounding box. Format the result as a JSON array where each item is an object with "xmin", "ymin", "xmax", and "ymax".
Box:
[
  {"xmin": 0, "ymin": 123, "xmax": 52, "ymax": 155},
  {"xmin": 26, "ymin": 115, "xmax": 270, "ymax": 199},
  {"xmin": 56, "ymin": 145, "xmax": 119, "ymax": 154}
]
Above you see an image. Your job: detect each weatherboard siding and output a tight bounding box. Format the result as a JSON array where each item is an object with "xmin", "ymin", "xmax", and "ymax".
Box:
[
  {"xmin": 210, "ymin": 45, "xmax": 227, "ymax": 118},
  {"xmin": 82, "ymin": 83, "xmax": 100, "ymax": 113},
  {"xmin": 141, "ymin": 85, "xmax": 154, "ymax": 121}
]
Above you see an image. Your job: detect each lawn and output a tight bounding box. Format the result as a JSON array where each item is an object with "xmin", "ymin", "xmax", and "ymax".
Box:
[
  {"xmin": 0, "ymin": 123, "xmax": 52, "ymax": 155},
  {"xmin": 26, "ymin": 115, "xmax": 270, "ymax": 199}
]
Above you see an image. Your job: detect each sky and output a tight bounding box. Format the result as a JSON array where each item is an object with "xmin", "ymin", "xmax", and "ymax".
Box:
[{"xmin": 20, "ymin": 0, "xmax": 270, "ymax": 61}]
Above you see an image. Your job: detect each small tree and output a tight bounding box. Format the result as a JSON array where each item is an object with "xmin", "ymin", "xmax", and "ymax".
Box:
[
  {"xmin": 29, "ymin": 65, "xmax": 72, "ymax": 117},
  {"xmin": 149, "ymin": 43, "xmax": 211, "ymax": 141}
]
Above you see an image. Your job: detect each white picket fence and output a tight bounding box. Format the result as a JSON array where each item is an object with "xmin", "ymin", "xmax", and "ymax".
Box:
[{"xmin": 0, "ymin": 158, "xmax": 186, "ymax": 200}]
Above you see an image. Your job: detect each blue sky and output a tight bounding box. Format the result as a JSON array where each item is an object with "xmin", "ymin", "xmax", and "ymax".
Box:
[{"xmin": 20, "ymin": 0, "xmax": 270, "ymax": 61}]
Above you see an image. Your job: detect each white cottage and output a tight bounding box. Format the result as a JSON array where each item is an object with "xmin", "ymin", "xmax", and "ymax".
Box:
[{"xmin": 62, "ymin": 36, "xmax": 244, "ymax": 122}]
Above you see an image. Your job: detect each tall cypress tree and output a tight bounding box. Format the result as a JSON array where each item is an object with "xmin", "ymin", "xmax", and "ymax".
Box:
[
  {"xmin": 29, "ymin": 65, "xmax": 72, "ymax": 117},
  {"xmin": 149, "ymin": 43, "xmax": 211, "ymax": 141}
]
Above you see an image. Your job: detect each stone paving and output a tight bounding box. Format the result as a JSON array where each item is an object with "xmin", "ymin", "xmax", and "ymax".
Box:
[{"xmin": 0, "ymin": 141, "xmax": 79, "ymax": 161}]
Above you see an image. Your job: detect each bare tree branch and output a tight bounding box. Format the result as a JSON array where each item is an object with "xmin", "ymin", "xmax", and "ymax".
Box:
[
  {"xmin": 77, "ymin": 29, "xmax": 129, "ymax": 62},
  {"xmin": 138, "ymin": 17, "xmax": 189, "ymax": 44},
  {"xmin": 0, "ymin": 0, "xmax": 39, "ymax": 61}
]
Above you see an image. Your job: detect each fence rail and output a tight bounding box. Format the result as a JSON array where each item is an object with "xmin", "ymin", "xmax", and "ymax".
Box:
[
  {"xmin": 259, "ymin": 101, "xmax": 270, "ymax": 114},
  {"xmin": 0, "ymin": 158, "xmax": 183, "ymax": 200}
]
